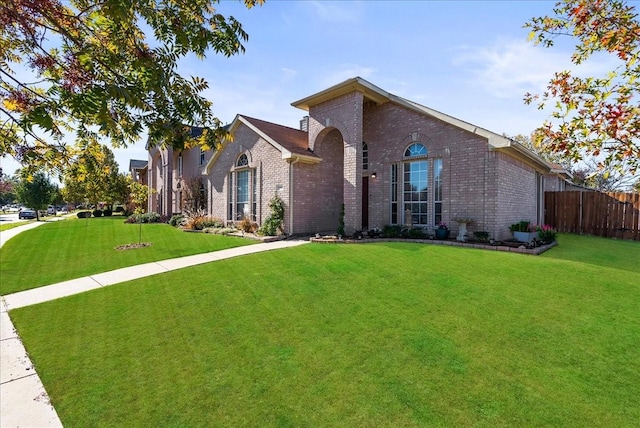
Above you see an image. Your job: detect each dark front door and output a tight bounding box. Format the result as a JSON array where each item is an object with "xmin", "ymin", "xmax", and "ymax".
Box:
[{"xmin": 362, "ymin": 176, "xmax": 369, "ymax": 230}]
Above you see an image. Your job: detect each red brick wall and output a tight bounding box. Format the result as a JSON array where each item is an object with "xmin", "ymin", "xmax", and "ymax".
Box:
[
  {"xmin": 205, "ymin": 123, "xmax": 291, "ymax": 231},
  {"xmin": 308, "ymin": 91, "xmax": 363, "ymax": 234},
  {"xmin": 292, "ymin": 129, "xmax": 344, "ymax": 234}
]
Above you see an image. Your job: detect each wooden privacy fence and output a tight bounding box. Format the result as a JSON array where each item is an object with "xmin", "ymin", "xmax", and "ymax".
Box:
[{"xmin": 545, "ymin": 191, "xmax": 640, "ymax": 240}]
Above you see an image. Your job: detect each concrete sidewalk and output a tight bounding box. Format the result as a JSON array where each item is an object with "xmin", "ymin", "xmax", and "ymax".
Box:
[{"xmin": 0, "ymin": 220, "xmax": 308, "ymax": 427}]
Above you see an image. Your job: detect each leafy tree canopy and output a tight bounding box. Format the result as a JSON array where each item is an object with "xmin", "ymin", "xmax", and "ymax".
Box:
[
  {"xmin": 15, "ymin": 170, "xmax": 57, "ymax": 218},
  {"xmin": 509, "ymin": 133, "xmax": 574, "ymax": 170},
  {"xmin": 0, "ymin": 0, "xmax": 262, "ymax": 174},
  {"xmin": 525, "ymin": 0, "xmax": 640, "ymax": 174},
  {"xmin": 62, "ymin": 141, "xmax": 128, "ymax": 206}
]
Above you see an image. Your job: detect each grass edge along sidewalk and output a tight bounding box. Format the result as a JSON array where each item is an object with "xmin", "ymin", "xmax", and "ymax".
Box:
[
  {"xmin": 3, "ymin": 239, "xmax": 309, "ymax": 310},
  {"xmin": 0, "ymin": 216, "xmax": 256, "ymax": 295}
]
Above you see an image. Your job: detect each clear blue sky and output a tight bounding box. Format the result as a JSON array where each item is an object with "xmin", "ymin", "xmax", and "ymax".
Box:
[{"xmin": 1, "ymin": 0, "xmax": 616, "ymax": 176}]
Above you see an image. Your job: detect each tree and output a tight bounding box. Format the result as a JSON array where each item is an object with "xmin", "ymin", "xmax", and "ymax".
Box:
[
  {"xmin": 62, "ymin": 141, "xmax": 126, "ymax": 208},
  {"xmin": 0, "ymin": 172, "xmax": 17, "ymax": 205},
  {"xmin": 15, "ymin": 171, "xmax": 57, "ymax": 220},
  {"xmin": 127, "ymin": 176, "xmax": 156, "ymax": 244},
  {"xmin": 524, "ymin": 0, "xmax": 640, "ymax": 174},
  {"xmin": 508, "ymin": 133, "xmax": 574, "ymax": 169},
  {"xmin": 571, "ymin": 157, "xmax": 639, "ymax": 191},
  {"xmin": 0, "ymin": 0, "xmax": 263, "ymax": 174}
]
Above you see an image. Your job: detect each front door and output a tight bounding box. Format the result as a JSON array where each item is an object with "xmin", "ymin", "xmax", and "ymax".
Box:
[{"xmin": 362, "ymin": 176, "xmax": 369, "ymax": 230}]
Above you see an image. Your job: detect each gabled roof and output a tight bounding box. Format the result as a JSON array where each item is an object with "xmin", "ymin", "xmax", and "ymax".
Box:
[
  {"xmin": 548, "ymin": 162, "xmax": 573, "ymax": 179},
  {"xmin": 292, "ymin": 76, "xmax": 552, "ymax": 173},
  {"xmin": 203, "ymin": 115, "xmax": 320, "ymax": 174},
  {"xmin": 241, "ymin": 116, "xmax": 314, "ymax": 159},
  {"xmin": 129, "ymin": 159, "xmax": 148, "ymax": 170}
]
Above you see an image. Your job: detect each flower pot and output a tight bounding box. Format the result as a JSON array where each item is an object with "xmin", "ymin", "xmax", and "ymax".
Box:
[
  {"xmin": 435, "ymin": 228, "xmax": 450, "ymax": 240},
  {"xmin": 513, "ymin": 231, "xmax": 536, "ymax": 243}
]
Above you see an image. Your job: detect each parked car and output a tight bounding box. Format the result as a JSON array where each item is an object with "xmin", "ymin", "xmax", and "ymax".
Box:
[
  {"xmin": 47, "ymin": 205, "xmax": 56, "ymax": 215},
  {"xmin": 18, "ymin": 208, "xmax": 37, "ymax": 219}
]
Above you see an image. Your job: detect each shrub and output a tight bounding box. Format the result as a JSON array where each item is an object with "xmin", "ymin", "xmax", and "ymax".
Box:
[
  {"xmin": 510, "ymin": 221, "xmax": 536, "ymax": 233},
  {"xmin": 125, "ymin": 212, "xmax": 166, "ymax": 224},
  {"xmin": 76, "ymin": 211, "xmax": 92, "ymax": 218},
  {"xmin": 407, "ymin": 227, "xmax": 425, "ymax": 239},
  {"xmin": 169, "ymin": 214, "xmax": 185, "ymax": 227},
  {"xmin": 537, "ymin": 225, "xmax": 558, "ymax": 243},
  {"xmin": 258, "ymin": 196, "xmax": 285, "ymax": 236},
  {"xmin": 93, "ymin": 209, "xmax": 103, "ymax": 217},
  {"xmin": 186, "ymin": 215, "xmax": 224, "ymax": 230},
  {"xmin": 103, "ymin": 209, "xmax": 113, "ymax": 217},
  {"xmin": 114, "ymin": 206, "xmax": 125, "ymax": 213},
  {"xmin": 203, "ymin": 227, "xmax": 235, "ymax": 235},
  {"xmin": 381, "ymin": 224, "xmax": 403, "ymax": 238},
  {"xmin": 473, "ymin": 231, "xmax": 490, "ymax": 242},
  {"xmin": 238, "ymin": 217, "xmax": 258, "ymax": 233}
]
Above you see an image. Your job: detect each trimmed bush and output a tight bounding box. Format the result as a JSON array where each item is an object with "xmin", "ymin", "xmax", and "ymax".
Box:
[
  {"xmin": 169, "ymin": 214, "xmax": 185, "ymax": 227},
  {"xmin": 407, "ymin": 227, "xmax": 425, "ymax": 239},
  {"xmin": 381, "ymin": 224, "xmax": 403, "ymax": 238},
  {"xmin": 125, "ymin": 212, "xmax": 167, "ymax": 224},
  {"xmin": 103, "ymin": 209, "xmax": 113, "ymax": 217},
  {"xmin": 93, "ymin": 209, "xmax": 103, "ymax": 217},
  {"xmin": 76, "ymin": 211, "xmax": 92, "ymax": 218},
  {"xmin": 114, "ymin": 206, "xmax": 124, "ymax": 213}
]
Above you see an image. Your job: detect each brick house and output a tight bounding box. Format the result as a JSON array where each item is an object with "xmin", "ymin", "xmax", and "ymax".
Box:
[{"xmin": 146, "ymin": 77, "xmax": 563, "ymax": 240}]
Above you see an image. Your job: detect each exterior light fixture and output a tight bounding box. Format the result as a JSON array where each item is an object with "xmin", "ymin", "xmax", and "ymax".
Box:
[{"xmin": 371, "ymin": 172, "xmax": 377, "ymax": 179}]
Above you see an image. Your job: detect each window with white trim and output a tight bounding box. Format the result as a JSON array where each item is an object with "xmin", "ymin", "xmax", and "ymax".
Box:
[
  {"xmin": 390, "ymin": 164, "xmax": 398, "ymax": 224},
  {"xmin": 390, "ymin": 143, "xmax": 443, "ymax": 227},
  {"xmin": 228, "ymin": 154, "xmax": 256, "ymax": 221},
  {"xmin": 199, "ymin": 149, "xmax": 206, "ymax": 166},
  {"xmin": 434, "ymin": 158, "xmax": 442, "ymax": 225}
]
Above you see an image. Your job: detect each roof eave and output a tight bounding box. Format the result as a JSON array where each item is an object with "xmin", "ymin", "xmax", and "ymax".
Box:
[
  {"xmin": 291, "ymin": 77, "xmax": 391, "ymax": 111},
  {"xmin": 283, "ymin": 152, "xmax": 322, "ymax": 164}
]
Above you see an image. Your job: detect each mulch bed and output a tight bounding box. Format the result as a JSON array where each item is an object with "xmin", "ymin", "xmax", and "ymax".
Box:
[
  {"xmin": 310, "ymin": 236, "xmax": 557, "ymax": 255},
  {"xmin": 115, "ymin": 242, "xmax": 152, "ymax": 251}
]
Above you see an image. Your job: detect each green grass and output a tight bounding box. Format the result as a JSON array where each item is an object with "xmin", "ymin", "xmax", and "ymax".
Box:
[
  {"xmin": 0, "ymin": 216, "xmax": 254, "ymax": 294},
  {"xmin": 0, "ymin": 220, "xmax": 31, "ymax": 231},
  {"xmin": 9, "ymin": 235, "xmax": 640, "ymax": 426}
]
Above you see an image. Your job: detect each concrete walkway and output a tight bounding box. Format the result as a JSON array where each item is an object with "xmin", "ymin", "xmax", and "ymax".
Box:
[{"xmin": 0, "ymin": 220, "xmax": 309, "ymax": 427}]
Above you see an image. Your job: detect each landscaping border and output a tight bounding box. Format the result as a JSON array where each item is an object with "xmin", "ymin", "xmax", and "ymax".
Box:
[{"xmin": 310, "ymin": 236, "xmax": 558, "ymax": 255}]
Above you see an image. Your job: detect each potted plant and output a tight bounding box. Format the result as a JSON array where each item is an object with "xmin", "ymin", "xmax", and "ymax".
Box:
[
  {"xmin": 510, "ymin": 220, "xmax": 537, "ymax": 243},
  {"xmin": 435, "ymin": 221, "xmax": 450, "ymax": 240}
]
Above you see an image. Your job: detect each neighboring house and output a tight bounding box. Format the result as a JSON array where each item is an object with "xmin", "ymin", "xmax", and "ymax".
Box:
[
  {"xmin": 129, "ymin": 159, "xmax": 148, "ymax": 185},
  {"xmin": 144, "ymin": 77, "xmax": 568, "ymax": 240}
]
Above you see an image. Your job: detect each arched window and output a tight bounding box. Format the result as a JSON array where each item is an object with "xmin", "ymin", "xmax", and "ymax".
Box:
[
  {"xmin": 392, "ymin": 142, "xmax": 428, "ymax": 225},
  {"xmin": 404, "ymin": 143, "xmax": 427, "ymax": 158},
  {"xmin": 362, "ymin": 141, "xmax": 369, "ymax": 170},
  {"xmin": 236, "ymin": 153, "xmax": 249, "ymax": 167},
  {"xmin": 228, "ymin": 153, "xmax": 255, "ymax": 221}
]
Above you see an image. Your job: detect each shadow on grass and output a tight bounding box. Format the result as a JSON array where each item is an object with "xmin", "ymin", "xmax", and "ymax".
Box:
[{"xmin": 541, "ymin": 233, "xmax": 640, "ymax": 274}]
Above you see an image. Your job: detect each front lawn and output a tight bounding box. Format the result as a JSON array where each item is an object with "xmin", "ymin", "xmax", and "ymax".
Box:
[
  {"xmin": 0, "ymin": 220, "xmax": 31, "ymax": 232},
  {"xmin": 0, "ymin": 216, "xmax": 254, "ymax": 295},
  {"xmin": 9, "ymin": 236, "xmax": 640, "ymax": 426}
]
